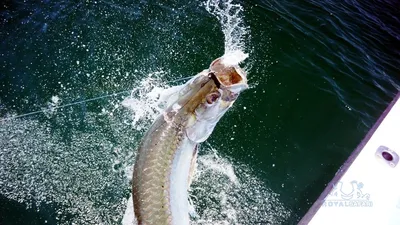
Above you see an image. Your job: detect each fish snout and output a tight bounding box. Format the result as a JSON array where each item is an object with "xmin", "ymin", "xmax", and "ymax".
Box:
[{"xmin": 209, "ymin": 57, "xmax": 248, "ymax": 92}]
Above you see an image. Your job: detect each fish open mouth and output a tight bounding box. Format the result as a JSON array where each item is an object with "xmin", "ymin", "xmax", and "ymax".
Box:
[{"xmin": 209, "ymin": 58, "xmax": 247, "ymax": 87}]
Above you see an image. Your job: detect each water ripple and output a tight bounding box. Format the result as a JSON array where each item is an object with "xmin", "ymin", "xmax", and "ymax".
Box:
[{"xmin": 258, "ymin": 0, "xmax": 400, "ymax": 124}]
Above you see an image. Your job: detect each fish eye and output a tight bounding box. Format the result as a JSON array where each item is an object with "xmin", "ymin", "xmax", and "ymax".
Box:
[{"xmin": 206, "ymin": 91, "xmax": 221, "ymax": 104}]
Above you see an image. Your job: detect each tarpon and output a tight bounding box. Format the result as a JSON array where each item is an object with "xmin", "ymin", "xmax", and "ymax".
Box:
[{"xmin": 132, "ymin": 57, "xmax": 248, "ymax": 225}]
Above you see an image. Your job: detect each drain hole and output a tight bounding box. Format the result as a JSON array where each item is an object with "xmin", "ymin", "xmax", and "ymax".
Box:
[{"xmin": 382, "ymin": 151, "xmax": 394, "ymax": 161}]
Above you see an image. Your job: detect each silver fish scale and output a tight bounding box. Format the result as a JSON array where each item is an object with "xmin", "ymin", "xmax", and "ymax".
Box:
[{"xmin": 132, "ymin": 114, "xmax": 185, "ymax": 225}]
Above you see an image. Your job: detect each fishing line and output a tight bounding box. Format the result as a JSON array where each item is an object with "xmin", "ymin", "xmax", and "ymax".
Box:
[
  {"xmin": 0, "ymin": 76, "xmax": 194, "ymax": 122},
  {"xmin": 0, "ymin": 90, "xmax": 130, "ymax": 122},
  {"xmin": 167, "ymin": 75, "xmax": 193, "ymax": 83}
]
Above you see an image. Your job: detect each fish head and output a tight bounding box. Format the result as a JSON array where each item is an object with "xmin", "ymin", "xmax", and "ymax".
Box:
[{"xmin": 168, "ymin": 57, "xmax": 248, "ymax": 143}]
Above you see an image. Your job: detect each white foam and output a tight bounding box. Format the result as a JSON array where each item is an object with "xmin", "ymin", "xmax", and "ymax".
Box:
[{"xmin": 221, "ymin": 49, "xmax": 249, "ymax": 66}]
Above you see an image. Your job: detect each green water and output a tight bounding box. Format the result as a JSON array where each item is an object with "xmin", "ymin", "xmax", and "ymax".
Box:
[{"xmin": 1, "ymin": 0, "xmax": 399, "ymax": 224}]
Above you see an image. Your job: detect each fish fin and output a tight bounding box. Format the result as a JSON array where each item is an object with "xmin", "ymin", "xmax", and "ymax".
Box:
[
  {"xmin": 188, "ymin": 144, "xmax": 198, "ymax": 188},
  {"xmin": 188, "ymin": 145, "xmax": 199, "ymax": 219},
  {"xmin": 122, "ymin": 194, "xmax": 138, "ymax": 225},
  {"xmin": 188, "ymin": 194, "xmax": 199, "ymax": 219},
  {"xmin": 186, "ymin": 119, "xmax": 218, "ymax": 143}
]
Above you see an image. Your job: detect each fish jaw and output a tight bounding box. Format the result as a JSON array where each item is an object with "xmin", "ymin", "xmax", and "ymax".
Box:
[{"xmin": 210, "ymin": 57, "xmax": 248, "ymax": 93}]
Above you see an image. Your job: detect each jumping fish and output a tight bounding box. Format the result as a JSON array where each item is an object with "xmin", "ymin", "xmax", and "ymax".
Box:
[{"xmin": 132, "ymin": 56, "xmax": 248, "ymax": 225}]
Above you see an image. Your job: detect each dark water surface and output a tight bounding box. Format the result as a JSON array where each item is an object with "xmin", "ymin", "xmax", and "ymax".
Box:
[{"xmin": 1, "ymin": 0, "xmax": 399, "ymax": 224}]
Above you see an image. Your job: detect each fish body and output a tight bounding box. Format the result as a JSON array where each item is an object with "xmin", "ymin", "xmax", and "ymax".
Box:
[{"xmin": 132, "ymin": 57, "xmax": 248, "ymax": 225}]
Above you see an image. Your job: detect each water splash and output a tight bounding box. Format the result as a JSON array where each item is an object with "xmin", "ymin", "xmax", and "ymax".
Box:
[
  {"xmin": 192, "ymin": 147, "xmax": 290, "ymax": 224},
  {"xmin": 0, "ymin": 112, "xmax": 136, "ymax": 224},
  {"xmin": 221, "ymin": 49, "xmax": 249, "ymax": 67},
  {"xmin": 121, "ymin": 71, "xmax": 171, "ymax": 131},
  {"xmin": 0, "ymin": 70, "xmax": 171, "ymax": 224},
  {"xmin": 204, "ymin": 0, "xmax": 250, "ymax": 55}
]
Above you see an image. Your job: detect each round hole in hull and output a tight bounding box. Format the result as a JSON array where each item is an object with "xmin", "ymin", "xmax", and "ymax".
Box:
[{"xmin": 382, "ymin": 151, "xmax": 394, "ymax": 161}]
